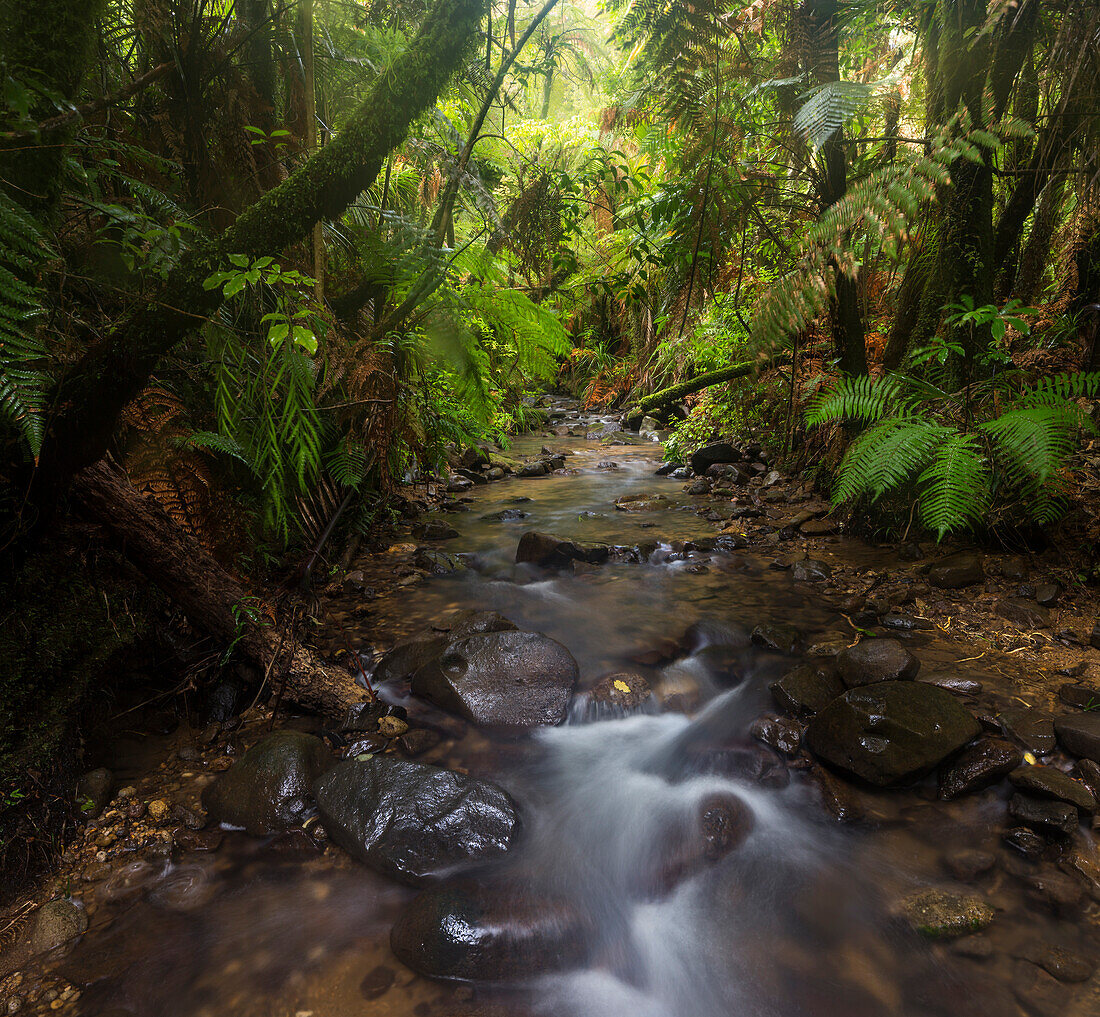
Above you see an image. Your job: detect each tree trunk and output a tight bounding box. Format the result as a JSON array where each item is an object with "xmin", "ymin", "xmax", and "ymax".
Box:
[
  {"xmin": 71, "ymin": 463, "xmax": 362, "ymax": 717},
  {"xmin": 32, "ymin": 0, "xmax": 485, "ymax": 501},
  {"xmin": 802, "ymin": 0, "xmax": 867, "ymax": 377}
]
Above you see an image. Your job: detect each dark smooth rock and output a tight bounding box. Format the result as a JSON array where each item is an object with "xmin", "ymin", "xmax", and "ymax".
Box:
[
  {"xmin": 414, "ymin": 520, "xmax": 460, "ymax": 541},
  {"xmin": 374, "ymin": 633, "xmax": 450, "ymax": 685},
  {"xmin": 1017, "ymin": 942, "xmax": 1095, "ymax": 983},
  {"xmin": 686, "ymin": 478, "xmax": 711, "ymax": 495},
  {"xmin": 614, "ymin": 493, "xmax": 670, "ymax": 511},
  {"xmin": 1008, "ymin": 765, "xmax": 1097, "ymax": 811},
  {"xmin": 481, "ymin": 509, "xmax": 530, "ymax": 523},
  {"xmin": 939, "ymin": 738, "xmax": 1022, "ymax": 799},
  {"xmin": 654, "ymin": 462, "xmax": 682, "ymax": 476},
  {"xmin": 705, "ymin": 463, "xmax": 748, "ymax": 483},
  {"xmin": 1073, "ymin": 758, "xmax": 1100, "ymax": 800},
  {"xmin": 515, "ymin": 531, "xmax": 610, "ymax": 568},
  {"xmin": 390, "ymin": 878, "xmax": 593, "ymax": 982},
  {"xmin": 769, "ymin": 664, "xmax": 844, "ymax": 718},
  {"xmin": 1003, "ymin": 826, "xmax": 1048, "ymax": 858},
  {"xmin": 836, "ymin": 638, "xmax": 920, "ymax": 688},
  {"xmin": 881, "ymin": 613, "xmax": 934, "ymax": 631},
  {"xmin": 1008, "ymin": 793, "xmax": 1079, "ymax": 836},
  {"xmin": 918, "ymin": 675, "xmax": 982, "ymax": 695},
  {"xmin": 750, "ymin": 624, "xmax": 803, "ymax": 655},
  {"xmin": 1034, "ymin": 583, "xmax": 1062, "ymax": 607},
  {"xmin": 414, "ymin": 549, "xmax": 465, "ymax": 574},
  {"xmin": 76, "ymin": 768, "xmax": 113, "ymax": 818},
  {"xmin": 360, "ymin": 965, "xmax": 396, "ymax": 1000},
  {"xmin": 1058, "ymin": 682, "xmax": 1100, "ymax": 709},
  {"xmin": 996, "ymin": 597, "xmax": 1050, "ymax": 629},
  {"xmin": 412, "ymin": 631, "xmax": 579, "ymax": 731},
  {"xmin": 944, "ymin": 849, "xmax": 995, "ymax": 882},
  {"xmin": 791, "ymin": 558, "xmax": 831, "ymax": 583},
  {"xmin": 1026, "ymin": 868, "xmax": 1085, "ymax": 912},
  {"xmin": 517, "ymin": 462, "xmax": 548, "ymax": 477},
  {"xmin": 927, "ymin": 552, "xmax": 984, "ymax": 589},
  {"xmin": 1054, "ymin": 712, "xmax": 1100, "ymax": 761},
  {"xmin": 315, "ymin": 758, "xmax": 519, "ymax": 884},
  {"xmin": 998, "ymin": 707, "xmax": 1057, "ymax": 755},
  {"xmin": 690, "ymin": 442, "xmax": 740, "ymax": 474},
  {"xmin": 580, "ymin": 673, "xmax": 652, "ymax": 718},
  {"xmin": 800, "ymin": 517, "xmax": 838, "ymax": 536},
  {"xmin": 806, "ymin": 681, "xmax": 981, "ymax": 786},
  {"xmin": 202, "ymin": 731, "xmax": 331, "ymax": 835},
  {"xmin": 750, "ymin": 714, "xmax": 802, "ymax": 756}
]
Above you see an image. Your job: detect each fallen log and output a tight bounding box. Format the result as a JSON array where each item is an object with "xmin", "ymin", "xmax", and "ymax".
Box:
[
  {"xmin": 71, "ymin": 462, "xmax": 363, "ymax": 718},
  {"xmin": 623, "ymin": 355, "xmax": 790, "ymax": 425}
]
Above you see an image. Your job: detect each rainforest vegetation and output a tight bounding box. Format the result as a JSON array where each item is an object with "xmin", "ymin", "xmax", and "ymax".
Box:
[{"xmin": 2, "ymin": 0, "xmax": 1100, "ymax": 893}]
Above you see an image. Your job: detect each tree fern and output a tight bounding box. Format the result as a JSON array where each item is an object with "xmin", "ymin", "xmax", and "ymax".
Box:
[
  {"xmin": 803, "ymin": 374, "xmax": 904, "ymax": 427},
  {"xmin": 792, "ymin": 80, "xmax": 878, "ymax": 150},
  {"xmin": 0, "ymin": 189, "xmax": 52, "ymax": 459},
  {"xmin": 916, "ymin": 434, "xmax": 989, "ymax": 539}
]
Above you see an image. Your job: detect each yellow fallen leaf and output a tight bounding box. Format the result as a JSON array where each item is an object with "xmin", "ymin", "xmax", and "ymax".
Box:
[{"xmin": 613, "ymin": 679, "xmax": 631, "ymax": 693}]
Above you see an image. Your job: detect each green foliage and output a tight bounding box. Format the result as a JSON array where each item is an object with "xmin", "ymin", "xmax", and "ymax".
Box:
[
  {"xmin": 807, "ymin": 370, "xmax": 1100, "ymax": 538},
  {"xmin": 0, "ymin": 188, "xmax": 51, "ymax": 459}
]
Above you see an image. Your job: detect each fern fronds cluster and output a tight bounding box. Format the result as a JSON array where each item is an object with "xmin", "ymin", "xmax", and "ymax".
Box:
[{"xmin": 808, "ymin": 370, "xmax": 1100, "ymax": 537}]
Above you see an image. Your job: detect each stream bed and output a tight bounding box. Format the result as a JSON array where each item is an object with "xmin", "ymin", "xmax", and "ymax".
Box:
[{"xmin": 14, "ymin": 405, "xmax": 1100, "ymax": 1017}]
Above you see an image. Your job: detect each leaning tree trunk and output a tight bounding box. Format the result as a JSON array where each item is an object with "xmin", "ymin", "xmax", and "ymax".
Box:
[
  {"xmin": 30, "ymin": 0, "xmax": 484, "ymax": 503},
  {"xmin": 71, "ymin": 463, "xmax": 362, "ymax": 718}
]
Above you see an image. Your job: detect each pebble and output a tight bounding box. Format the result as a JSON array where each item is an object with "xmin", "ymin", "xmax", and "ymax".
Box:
[{"xmin": 147, "ymin": 800, "xmax": 169, "ymax": 824}]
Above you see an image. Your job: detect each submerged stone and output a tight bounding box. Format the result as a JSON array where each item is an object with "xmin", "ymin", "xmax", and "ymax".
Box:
[{"xmin": 900, "ymin": 888, "xmax": 993, "ymax": 939}]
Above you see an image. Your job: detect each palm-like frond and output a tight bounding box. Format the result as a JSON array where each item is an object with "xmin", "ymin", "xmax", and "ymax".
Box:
[
  {"xmin": 832, "ymin": 416, "xmax": 950, "ymax": 505},
  {"xmin": 803, "ymin": 374, "xmax": 903, "ymax": 426}
]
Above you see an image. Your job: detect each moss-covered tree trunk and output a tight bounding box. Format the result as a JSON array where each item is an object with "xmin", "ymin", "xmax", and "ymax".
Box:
[{"xmin": 31, "ymin": 0, "xmax": 484, "ymax": 502}]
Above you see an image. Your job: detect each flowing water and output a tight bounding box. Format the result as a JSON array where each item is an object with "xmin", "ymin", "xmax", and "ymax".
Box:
[{"xmin": 37, "ymin": 409, "xmax": 1100, "ymax": 1016}]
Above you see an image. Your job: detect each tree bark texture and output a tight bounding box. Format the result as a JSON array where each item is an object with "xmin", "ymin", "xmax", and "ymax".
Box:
[{"xmin": 71, "ymin": 462, "xmax": 363, "ymax": 718}]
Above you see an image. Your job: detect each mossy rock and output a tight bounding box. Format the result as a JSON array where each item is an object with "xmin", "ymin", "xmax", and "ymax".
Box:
[{"xmin": 901, "ymin": 889, "xmax": 994, "ymax": 939}]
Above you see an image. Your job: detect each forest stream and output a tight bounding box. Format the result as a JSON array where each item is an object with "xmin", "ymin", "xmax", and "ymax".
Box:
[{"xmin": 7, "ymin": 400, "xmax": 1099, "ymax": 1017}]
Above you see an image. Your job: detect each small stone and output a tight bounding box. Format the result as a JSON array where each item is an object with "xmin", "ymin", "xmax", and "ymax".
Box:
[
  {"xmin": 996, "ymin": 597, "xmax": 1050, "ymax": 629},
  {"xmin": 147, "ymin": 799, "xmax": 169, "ymax": 824},
  {"xmin": 377, "ymin": 716, "xmax": 409, "ymax": 738},
  {"xmin": 769, "ymin": 664, "xmax": 843, "ymax": 718},
  {"xmin": 1017, "ymin": 943, "xmax": 1095, "ymax": 983},
  {"xmin": 791, "ymin": 558, "xmax": 831, "ymax": 583},
  {"xmin": 750, "ymin": 624, "xmax": 802, "ymax": 655},
  {"xmin": 1033, "ymin": 583, "xmax": 1062, "ymax": 607},
  {"xmin": 359, "ymin": 965, "xmax": 396, "ymax": 1000},
  {"xmin": 26, "ymin": 900, "xmax": 88, "ymax": 957},
  {"xmin": 1058, "ymin": 682, "xmax": 1100, "ymax": 709},
  {"xmin": 900, "ymin": 888, "xmax": 993, "ymax": 939},
  {"xmin": 944, "ymin": 850, "xmax": 995, "ymax": 882},
  {"xmin": 939, "ymin": 738, "xmax": 1021, "ymax": 799},
  {"xmin": 927, "ymin": 551, "xmax": 984, "ymax": 589},
  {"xmin": 998, "ymin": 707, "xmax": 1056, "ymax": 755},
  {"xmin": 749, "ymin": 714, "xmax": 802, "ymax": 756},
  {"xmin": 836, "ymin": 638, "xmax": 920, "ymax": 687},
  {"xmin": 1008, "ymin": 765, "xmax": 1096, "ymax": 811},
  {"xmin": 1054, "ymin": 712, "xmax": 1100, "ymax": 761},
  {"xmin": 1008, "ymin": 793, "xmax": 1078, "ymax": 836}
]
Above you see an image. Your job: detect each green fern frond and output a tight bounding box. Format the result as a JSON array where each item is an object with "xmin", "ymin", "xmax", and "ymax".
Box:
[
  {"xmin": 0, "ymin": 188, "xmax": 52, "ymax": 458},
  {"xmin": 804, "ymin": 374, "xmax": 903, "ymax": 426},
  {"xmin": 916, "ymin": 433, "xmax": 990, "ymax": 539},
  {"xmin": 792, "ymin": 80, "xmax": 878, "ymax": 149},
  {"xmin": 1019, "ymin": 371, "xmax": 1100, "ymax": 408},
  {"xmin": 981, "ymin": 405, "xmax": 1078, "ymax": 486},
  {"xmin": 832, "ymin": 417, "xmax": 950, "ymax": 506}
]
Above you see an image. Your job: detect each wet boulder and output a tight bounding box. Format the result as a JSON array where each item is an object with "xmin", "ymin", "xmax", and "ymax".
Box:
[
  {"xmin": 374, "ymin": 612, "xmax": 517, "ymax": 685},
  {"xmin": 202, "ymin": 730, "xmax": 331, "ymax": 835},
  {"xmin": 939, "ymin": 738, "xmax": 1021, "ymax": 799},
  {"xmin": 999, "ymin": 707, "xmax": 1057, "ymax": 755},
  {"xmin": 391, "ymin": 877, "xmax": 593, "ymax": 982},
  {"xmin": 315, "ymin": 758, "xmax": 519, "ymax": 884},
  {"xmin": 791, "ymin": 558, "xmax": 832, "ymax": 583},
  {"xmin": 769, "ymin": 664, "xmax": 844, "ymax": 718},
  {"xmin": 690, "ymin": 442, "xmax": 740, "ymax": 475},
  {"xmin": 576, "ymin": 673, "xmax": 653, "ymax": 719},
  {"xmin": 515, "ymin": 531, "xmax": 610, "ymax": 568},
  {"xmin": 614, "ymin": 493, "xmax": 671, "ymax": 512},
  {"xmin": 412, "ymin": 630, "xmax": 579, "ymax": 731},
  {"xmin": 750, "ymin": 714, "xmax": 802, "ymax": 756},
  {"xmin": 927, "ymin": 551, "xmax": 984, "ymax": 589},
  {"xmin": 76, "ymin": 767, "xmax": 113, "ymax": 818},
  {"xmin": 1054, "ymin": 713, "xmax": 1100, "ymax": 762},
  {"xmin": 806, "ymin": 682, "xmax": 980, "ymax": 786},
  {"xmin": 413, "ymin": 520, "xmax": 459, "ymax": 541},
  {"xmin": 836, "ymin": 638, "xmax": 920, "ymax": 687}
]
